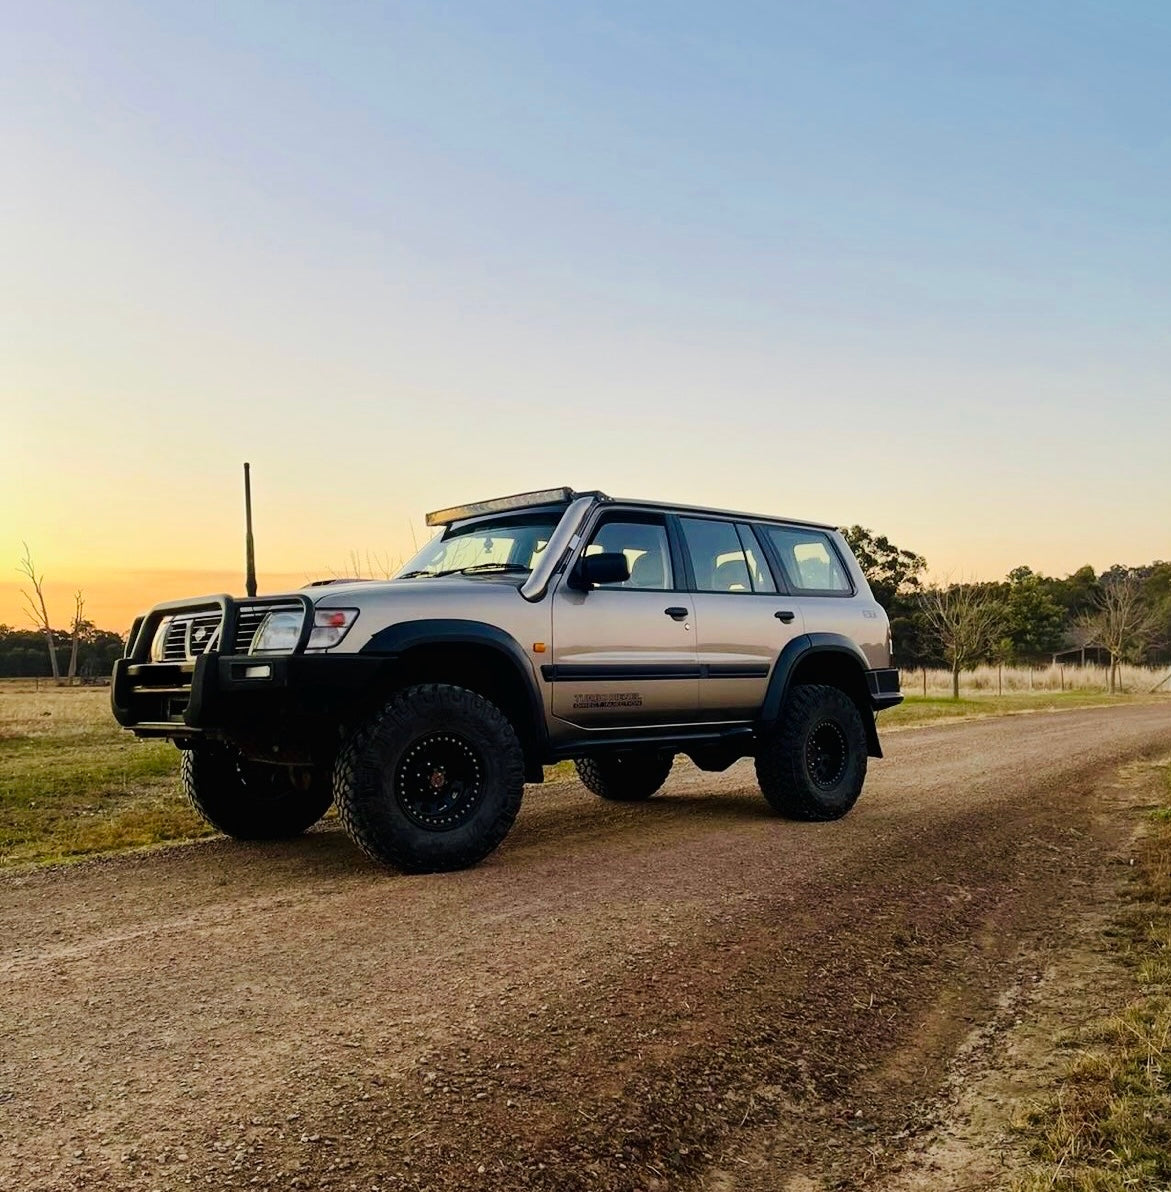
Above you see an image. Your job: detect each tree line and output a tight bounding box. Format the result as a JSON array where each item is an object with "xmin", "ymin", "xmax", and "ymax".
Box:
[
  {"xmin": 843, "ymin": 527, "xmax": 1171, "ymax": 697},
  {"xmin": 0, "ymin": 625, "xmax": 125, "ymax": 678}
]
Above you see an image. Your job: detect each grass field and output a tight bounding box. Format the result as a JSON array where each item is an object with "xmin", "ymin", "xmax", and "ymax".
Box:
[
  {"xmin": 0, "ymin": 679, "xmax": 211, "ymax": 867},
  {"xmin": 880, "ymin": 690, "xmax": 1162, "ymax": 730},
  {"xmin": 0, "ymin": 677, "xmax": 1165, "ymax": 868},
  {"xmin": 1012, "ymin": 758, "xmax": 1171, "ymax": 1191}
]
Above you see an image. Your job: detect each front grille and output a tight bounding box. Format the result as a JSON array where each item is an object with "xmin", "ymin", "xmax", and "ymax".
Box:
[
  {"xmin": 161, "ymin": 612, "xmax": 221, "ymax": 662},
  {"xmin": 161, "ymin": 619, "xmax": 189, "ymax": 662},
  {"xmin": 157, "ymin": 602, "xmax": 303, "ymax": 661}
]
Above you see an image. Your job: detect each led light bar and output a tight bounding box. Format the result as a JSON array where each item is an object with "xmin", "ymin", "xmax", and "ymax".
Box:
[{"xmin": 425, "ymin": 487, "xmax": 577, "ymax": 527}]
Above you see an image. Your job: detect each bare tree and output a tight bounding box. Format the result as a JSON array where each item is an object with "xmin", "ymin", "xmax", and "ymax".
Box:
[
  {"xmin": 920, "ymin": 580, "xmax": 1004, "ymax": 699},
  {"xmin": 67, "ymin": 590, "xmax": 87, "ymax": 683},
  {"xmin": 1077, "ymin": 572, "xmax": 1161, "ymax": 694},
  {"xmin": 17, "ymin": 543, "xmax": 62, "ymax": 685}
]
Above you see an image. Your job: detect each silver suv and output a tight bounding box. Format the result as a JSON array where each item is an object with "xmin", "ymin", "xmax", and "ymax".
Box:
[{"xmin": 113, "ymin": 488, "xmax": 902, "ymax": 871}]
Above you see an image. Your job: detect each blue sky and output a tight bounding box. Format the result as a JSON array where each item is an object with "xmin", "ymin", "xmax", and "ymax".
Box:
[{"xmin": 2, "ymin": 1, "xmax": 1168, "ymax": 623}]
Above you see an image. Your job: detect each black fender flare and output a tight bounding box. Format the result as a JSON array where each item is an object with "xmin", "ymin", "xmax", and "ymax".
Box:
[
  {"xmin": 360, "ymin": 619, "xmax": 548, "ymax": 763},
  {"xmin": 759, "ymin": 633, "xmax": 882, "ymax": 757}
]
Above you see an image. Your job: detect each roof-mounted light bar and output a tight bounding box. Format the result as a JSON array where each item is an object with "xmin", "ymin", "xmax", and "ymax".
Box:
[{"xmin": 425, "ymin": 487, "xmax": 577, "ymax": 528}]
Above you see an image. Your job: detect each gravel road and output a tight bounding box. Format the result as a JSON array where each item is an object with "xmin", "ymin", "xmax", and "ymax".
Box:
[{"xmin": 2, "ymin": 703, "xmax": 1168, "ymax": 1191}]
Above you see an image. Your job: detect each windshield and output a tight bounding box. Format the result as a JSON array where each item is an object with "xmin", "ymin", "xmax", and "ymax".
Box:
[{"xmin": 396, "ymin": 513, "xmax": 562, "ymax": 579}]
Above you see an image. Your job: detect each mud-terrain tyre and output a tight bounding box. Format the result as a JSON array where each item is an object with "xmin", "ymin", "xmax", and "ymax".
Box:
[
  {"xmin": 573, "ymin": 752, "xmax": 674, "ymax": 802},
  {"xmin": 180, "ymin": 744, "xmax": 333, "ymax": 840},
  {"xmin": 332, "ymin": 684, "xmax": 525, "ymax": 873},
  {"xmin": 754, "ymin": 684, "xmax": 867, "ymax": 821}
]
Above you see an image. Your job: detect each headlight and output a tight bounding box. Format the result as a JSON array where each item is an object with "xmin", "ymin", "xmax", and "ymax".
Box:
[
  {"xmin": 250, "ymin": 607, "xmax": 359, "ymax": 653},
  {"xmin": 251, "ymin": 611, "xmax": 303, "ymax": 653},
  {"xmin": 150, "ymin": 616, "xmax": 173, "ymax": 661},
  {"xmin": 308, "ymin": 607, "xmax": 359, "ymax": 649}
]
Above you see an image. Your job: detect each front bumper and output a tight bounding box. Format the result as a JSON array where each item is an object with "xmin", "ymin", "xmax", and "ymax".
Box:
[
  {"xmin": 112, "ymin": 593, "xmax": 389, "ymax": 753},
  {"xmin": 111, "ymin": 652, "xmax": 387, "ymax": 739}
]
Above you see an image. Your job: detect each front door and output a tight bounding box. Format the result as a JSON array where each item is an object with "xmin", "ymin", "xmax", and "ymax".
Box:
[{"xmin": 549, "ymin": 513, "xmax": 698, "ymax": 729}]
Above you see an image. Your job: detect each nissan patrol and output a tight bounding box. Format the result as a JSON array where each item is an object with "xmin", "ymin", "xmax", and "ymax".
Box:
[{"xmin": 112, "ymin": 488, "xmax": 902, "ymax": 871}]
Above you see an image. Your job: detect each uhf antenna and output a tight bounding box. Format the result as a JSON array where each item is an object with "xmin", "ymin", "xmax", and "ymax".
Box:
[{"xmin": 243, "ymin": 462, "xmax": 257, "ymax": 598}]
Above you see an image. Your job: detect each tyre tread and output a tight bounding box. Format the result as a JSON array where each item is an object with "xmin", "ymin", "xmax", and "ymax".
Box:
[
  {"xmin": 754, "ymin": 683, "xmax": 867, "ymax": 821},
  {"xmin": 573, "ymin": 752, "xmax": 673, "ymax": 802},
  {"xmin": 180, "ymin": 745, "xmax": 332, "ymax": 840}
]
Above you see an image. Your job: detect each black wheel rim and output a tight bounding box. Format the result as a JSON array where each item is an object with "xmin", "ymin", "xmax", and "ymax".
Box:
[
  {"xmin": 805, "ymin": 720, "xmax": 847, "ymax": 789},
  {"xmin": 395, "ymin": 732, "xmax": 484, "ymax": 831}
]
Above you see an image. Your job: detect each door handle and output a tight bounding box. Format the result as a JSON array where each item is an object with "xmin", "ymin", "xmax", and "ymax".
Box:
[
  {"xmin": 775, "ymin": 610, "xmax": 796, "ymax": 624},
  {"xmin": 664, "ymin": 607, "xmax": 689, "ymax": 621}
]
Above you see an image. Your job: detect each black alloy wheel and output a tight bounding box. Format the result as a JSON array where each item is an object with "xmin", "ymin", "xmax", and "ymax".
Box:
[
  {"xmin": 332, "ymin": 684, "xmax": 525, "ymax": 873},
  {"xmin": 396, "ymin": 732, "xmax": 485, "ymax": 830},
  {"xmin": 805, "ymin": 719, "xmax": 849, "ymax": 789}
]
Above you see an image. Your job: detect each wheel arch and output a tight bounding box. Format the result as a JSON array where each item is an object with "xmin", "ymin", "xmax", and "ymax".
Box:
[
  {"xmin": 361, "ymin": 620, "xmax": 547, "ymax": 781},
  {"xmin": 760, "ymin": 633, "xmax": 882, "ymax": 757}
]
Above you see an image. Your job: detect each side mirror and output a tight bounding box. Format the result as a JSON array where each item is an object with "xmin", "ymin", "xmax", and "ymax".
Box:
[{"xmin": 571, "ymin": 552, "xmax": 630, "ymax": 590}]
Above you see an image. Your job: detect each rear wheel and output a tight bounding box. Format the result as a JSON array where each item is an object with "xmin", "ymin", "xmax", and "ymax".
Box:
[
  {"xmin": 754, "ymin": 684, "xmax": 867, "ymax": 821},
  {"xmin": 332, "ymin": 684, "xmax": 525, "ymax": 873},
  {"xmin": 574, "ymin": 751, "xmax": 674, "ymax": 802},
  {"xmin": 180, "ymin": 744, "xmax": 333, "ymax": 840}
]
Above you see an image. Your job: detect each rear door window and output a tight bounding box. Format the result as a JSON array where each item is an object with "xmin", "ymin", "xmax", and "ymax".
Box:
[{"xmin": 679, "ymin": 518, "xmax": 775, "ymax": 593}]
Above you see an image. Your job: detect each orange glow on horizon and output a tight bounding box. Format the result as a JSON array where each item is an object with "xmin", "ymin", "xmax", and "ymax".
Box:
[{"xmin": 0, "ymin": 570, "xmax": 325, "ymax": 636}]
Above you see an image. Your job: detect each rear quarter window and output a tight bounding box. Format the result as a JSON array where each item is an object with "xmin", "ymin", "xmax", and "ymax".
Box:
[{"xmin": 761, "ymin": 527, "xmax": 853, "ymax": 594}]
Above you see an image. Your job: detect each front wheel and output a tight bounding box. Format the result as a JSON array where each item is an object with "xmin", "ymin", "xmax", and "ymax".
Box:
[
  {"xmin": 573, "ymin": 751, "xmax": 674, "ymax": 802},
  {"xmin": 332, "ymin": 684, "xmax": 525, "ymax": 873},
  {"xmin": 754, "ymin": 684, "xmax": 867, "ymax": 821},
  {"xmin": 180, "ymin": 745, "xmax": 333, "ymax": 840}
]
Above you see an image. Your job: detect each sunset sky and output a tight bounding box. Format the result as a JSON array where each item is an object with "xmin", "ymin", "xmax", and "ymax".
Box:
[{"xmin": 3, "ymin": 2, "xmax": 1168, "ymax": 632}]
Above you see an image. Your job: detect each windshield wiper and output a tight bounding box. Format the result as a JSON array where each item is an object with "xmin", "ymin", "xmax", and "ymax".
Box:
[
  {"xmin": 458, "ymin": 563, "xmax": 531, "ymax": 575},
  {"xmin": 398, "ymin": 563, "xmax": 529, "ymax": 580}
]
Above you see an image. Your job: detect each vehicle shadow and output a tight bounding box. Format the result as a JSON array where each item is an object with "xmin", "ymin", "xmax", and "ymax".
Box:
[
  {"xmin": 183, "ymin": 780, "xmax": 779, "ymax": 880},
  {"xmin": 504, "ymin": 784, "xmax": 777, "ymax": 852}
]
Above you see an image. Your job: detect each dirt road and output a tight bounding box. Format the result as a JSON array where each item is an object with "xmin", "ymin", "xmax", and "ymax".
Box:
[{"xmin": 2, "ymin": 703, "xmax": 1168, "ymax": 1191}]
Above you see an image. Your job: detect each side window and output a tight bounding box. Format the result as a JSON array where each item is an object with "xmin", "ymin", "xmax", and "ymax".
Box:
[
  {"xmin": 584, "ymin": 519, "xmax": 674, "ymax": 590},
  {"xmin": 761, "ymin": 527, "xmax": 852, "ymax": 594},
  {"xmin": 679, "ymin": 518, "xmax": 775, "ymax": 594}
]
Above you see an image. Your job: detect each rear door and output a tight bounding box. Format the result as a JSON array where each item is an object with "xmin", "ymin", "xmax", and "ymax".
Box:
[
  {"xmin": 755, "ymin": 524, "xmax": 886, "ymax": 664},
  {"xmin": 548, "ymin": 512, "xmax": 699, "ymax": 728},
  {"xmin": 677, "ymin": 517, "xmax": 805, "ymax": 718}
]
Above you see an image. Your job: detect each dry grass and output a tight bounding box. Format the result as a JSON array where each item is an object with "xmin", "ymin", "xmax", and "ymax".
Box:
[
  {"xmin": 905, "ymin": 663, "xmax": 1169, "ymax": 698},
  {"xmin": 1012, "ymin": 759, "xmax": 1171, "ymax": 1191}
]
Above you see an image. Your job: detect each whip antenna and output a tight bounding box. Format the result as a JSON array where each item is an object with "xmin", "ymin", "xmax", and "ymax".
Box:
[{"xmin": 243, "ymin": 462, "xmax": 257, "ymax": 598}]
